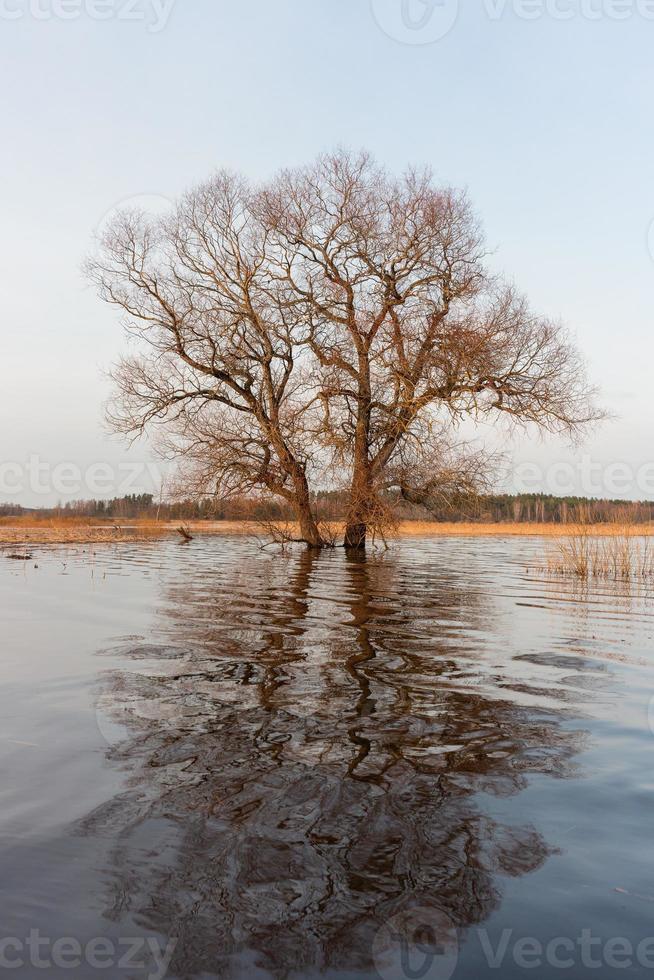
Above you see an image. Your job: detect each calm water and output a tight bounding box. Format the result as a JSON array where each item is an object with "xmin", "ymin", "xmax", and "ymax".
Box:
[{"xmin": 1, "ymin": 536, "xmax": 654, "ymax": 979}]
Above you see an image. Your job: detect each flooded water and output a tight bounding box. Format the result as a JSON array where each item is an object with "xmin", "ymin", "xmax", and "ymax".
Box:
[{"xmin": 1, "ymin": 536, "xmax": 654, "ymax": 979}]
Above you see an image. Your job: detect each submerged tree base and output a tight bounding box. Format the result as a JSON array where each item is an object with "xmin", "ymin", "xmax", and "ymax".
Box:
[{"xmin": 343, "ymin": 522, "xmax": 367, "ymax": 550}]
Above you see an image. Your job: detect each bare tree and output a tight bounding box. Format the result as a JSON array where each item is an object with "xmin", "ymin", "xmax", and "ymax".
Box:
[
  {"xmin": 258, "ymin": 150, "xmax": 601, "ymax": 548},
  {"xmin": 86, "ymin": 173, "xmax": 327, "ymax": 548},
  {"xmin": 89, "ymin": 152, "xmax": 601, "ymax": 551}
]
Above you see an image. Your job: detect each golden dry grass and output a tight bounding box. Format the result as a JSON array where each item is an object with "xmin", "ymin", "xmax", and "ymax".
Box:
[
  {"xmin": 393, "ymin": 521, "xmax": 654, "ymax": 538},
  {"xmin": 0, "ymin": 525, "xmax": 164, "ymax": 546},
  {"xmin": 2, "ymin": 516, "xmax": 654, "ymax": 546}
]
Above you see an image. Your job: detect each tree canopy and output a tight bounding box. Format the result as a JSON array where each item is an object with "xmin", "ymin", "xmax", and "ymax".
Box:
[{"xmin": 87, "ymin": 150, "xmax": 601, "ymax": 548}]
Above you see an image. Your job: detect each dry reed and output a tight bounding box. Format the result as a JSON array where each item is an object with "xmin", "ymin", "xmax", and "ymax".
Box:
[{"xmin": 546, "ymin": 506, "xmax": 654, "ymax": 581}]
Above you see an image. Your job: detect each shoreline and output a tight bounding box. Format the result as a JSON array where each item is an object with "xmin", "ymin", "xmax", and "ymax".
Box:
[{"xmin": 2, "ymin": 519, "xmax": 654, "ymax": 547}]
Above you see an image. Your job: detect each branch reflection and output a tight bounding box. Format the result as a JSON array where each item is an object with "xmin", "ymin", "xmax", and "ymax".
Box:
[{"xmin": 84, "ymin": 544, "xmax": 587, "ymax": 978}]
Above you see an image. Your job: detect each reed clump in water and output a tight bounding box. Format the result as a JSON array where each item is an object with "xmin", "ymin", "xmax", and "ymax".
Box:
[{"xmin": 547, "ymin": 506, "xmax": 654, "ymax": 581}]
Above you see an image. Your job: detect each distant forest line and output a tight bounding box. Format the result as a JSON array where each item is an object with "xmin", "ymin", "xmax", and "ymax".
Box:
[{"xmin": 2, "ymin": 493, "xmax": 654, "ymax": 525}]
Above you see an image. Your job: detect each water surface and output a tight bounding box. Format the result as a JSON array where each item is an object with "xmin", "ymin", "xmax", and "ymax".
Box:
[{"xmin": 1, "ymin": 536, "xmax": 653, "ymax": 978}]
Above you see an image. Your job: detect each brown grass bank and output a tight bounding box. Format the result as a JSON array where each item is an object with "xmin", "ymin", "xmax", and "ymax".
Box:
[{"xmin": 2, "ymin": 516, "xmax": 654, "ymax": 547}]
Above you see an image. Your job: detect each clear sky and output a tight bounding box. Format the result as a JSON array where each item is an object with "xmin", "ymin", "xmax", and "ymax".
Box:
[{"xmin": 2, "ymin": 0, "xmax": 653, "ymax": 506}]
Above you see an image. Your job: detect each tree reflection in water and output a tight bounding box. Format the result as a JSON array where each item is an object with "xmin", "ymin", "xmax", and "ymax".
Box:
[{"xmin": 83, "ymin": 545, "xmax": 586, "ymax": 979}]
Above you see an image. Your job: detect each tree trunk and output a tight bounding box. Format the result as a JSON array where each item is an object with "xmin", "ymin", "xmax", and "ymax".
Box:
[
  {"xmin": 298, "ymin": 510, "xmax": 324, "ymax": 549},
  {"xmin": 270, "ymin": 433, "xmax": 324, "ymax": 549},
  {"xmin": 344, "ymin": 353, "xmax": 374, "ymax": 550},
  {"xmin": 344, "ymin": 465, "xmax": 373, "ymax": 550},
  {"xmin": 292, "ymin": 472, "xmax": 324, "ymax": 549}
]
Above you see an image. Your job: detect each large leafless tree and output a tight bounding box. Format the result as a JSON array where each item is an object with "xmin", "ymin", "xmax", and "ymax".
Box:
[
  {"xmin": 258, "ymin": 151, "xmax": 600, "ymax": 547},
  {"xmin": 89, "ymin": 151, "xmax": 600, "ymax": 550}
]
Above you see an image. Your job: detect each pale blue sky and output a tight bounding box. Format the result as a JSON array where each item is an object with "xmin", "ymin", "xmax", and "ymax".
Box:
[{"xmin": 2, "ymin": 0, "xmax": 653, "ymax": 505}]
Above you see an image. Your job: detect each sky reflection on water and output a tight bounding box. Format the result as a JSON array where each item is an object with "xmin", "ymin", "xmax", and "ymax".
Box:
[{"xmin": 1, "ymin": 537, "xmax": 653, "ymax": 978}]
